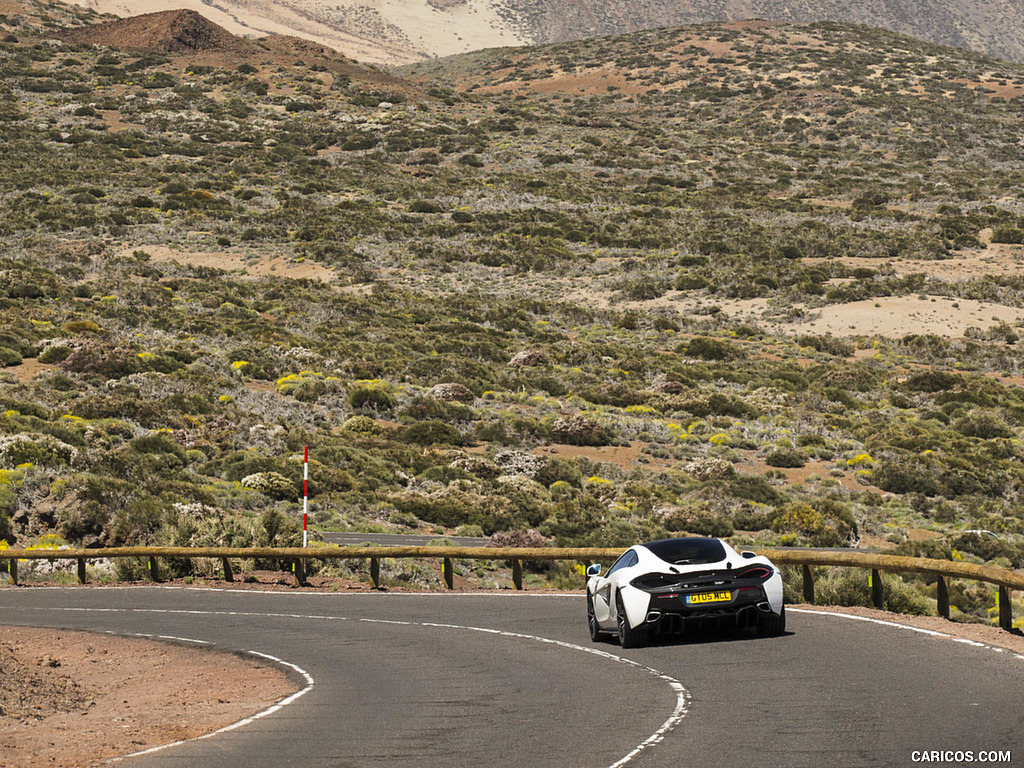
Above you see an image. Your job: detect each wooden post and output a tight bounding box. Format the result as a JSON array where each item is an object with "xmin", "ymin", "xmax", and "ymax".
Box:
[
  {"xmin": 77, "ymin": 558, "xmax": 87, "ymax": 585},
  {"xmin": 222, "ymin": 557, "xmax": 234, "ymax": 582},
  {"xmin": 511, "ymin": 559, "xmax": 523, "ymax": 591},
  {"xmin": 293, "ymin": 559, "xmax": 306, "ymax": 587},
  {"xmin": 937, "ymin": 576, "xmax": 950, "ymax": 619},
  {"xmin": 8, "ymin": 557, "xmax": 16, "ymax": 585},
  {"xmin": 370, "ymin": 557, "xmax": 380, "ymax": 589},
  {"xmin": 148, "ymin": 556, "xmax": 160, "ymax": 582},
  {"xmin": 870, "ymin": 569, "xmax": 884, "ymax": 610},
  {"xmin": 998, "ymin": 586, "xmax": 1012, "ymax": 631},
  {"xmin": 802, "ymin": 564, "xmax": 815, "ymax": 605},
  {"xmin": 443, "ymin": 557, "xmax": 454, "ymax": 590}
]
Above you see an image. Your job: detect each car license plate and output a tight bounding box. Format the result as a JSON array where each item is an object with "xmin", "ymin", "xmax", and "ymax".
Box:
[{"xmin": 685, "ymin": 590, "xmax": 732, "ymax": 605}]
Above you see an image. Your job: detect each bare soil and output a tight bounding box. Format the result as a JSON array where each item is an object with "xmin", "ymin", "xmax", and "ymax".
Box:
[
  {"xmin": 0, "ymin": 626, "xmax": 296, "ymax": 768},
  {"xmin": 7, "ymin": 357, "xmax": 55, "ymax": 384},
  {"xmin": 121, "ymin": 244, "xmax": 338, "ymax": 282}
]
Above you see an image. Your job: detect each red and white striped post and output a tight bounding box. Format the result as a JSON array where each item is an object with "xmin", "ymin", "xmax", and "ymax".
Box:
[{"xmin": 302, "ymin": 445, "xmax": 308, "ymax": 548}]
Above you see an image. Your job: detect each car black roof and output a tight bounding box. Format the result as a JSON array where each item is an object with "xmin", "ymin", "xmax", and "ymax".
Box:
[{"xmin": 640, "ymin": 537, "xmax": 726, "ymax": 565}]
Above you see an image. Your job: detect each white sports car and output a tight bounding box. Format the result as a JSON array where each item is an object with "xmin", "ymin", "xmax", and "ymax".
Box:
[{"xmin": 586, "ymin": 537, "xmax": 785, "ymax": 648}]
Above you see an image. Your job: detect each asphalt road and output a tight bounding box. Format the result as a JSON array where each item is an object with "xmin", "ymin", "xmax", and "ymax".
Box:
[{"xmin": 3, "ymin": 588, "xmax": 1023, "ymax": 768}]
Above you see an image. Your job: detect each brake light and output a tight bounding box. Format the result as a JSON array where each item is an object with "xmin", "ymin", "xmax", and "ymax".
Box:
[{"xmin": 735, "ymin": 566, "xmax": 772, "ymax": 581}]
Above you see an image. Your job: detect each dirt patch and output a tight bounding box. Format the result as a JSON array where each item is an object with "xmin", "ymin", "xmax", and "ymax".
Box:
[
  {"xmin": 533, "ymin": 441, "xmax": 648, "ymax": 469},
  {"xmin": 735, "ymin": 450, "xmax": 871, "ymax": 493},
  {"xmin": 805, "ymin": 242, "xmax": 1024, "ymax": 282},
  {"xmin": 907, "ymin": 527, "xmax": 943, "ymax": 542},
  {"xmin": 782, "ymin": 296, "xmax": 1024, "ymax": 337},
  {"xmin": 0, "ymin": 626, "xmax": 296, "ymax": 768},
  {"xmin": 6, "ymin": 358, "xmax": 54, "ymax": 384},
  {"xmin": 122, "ymin": 244, "xmax": 337, "ymax": 282}
]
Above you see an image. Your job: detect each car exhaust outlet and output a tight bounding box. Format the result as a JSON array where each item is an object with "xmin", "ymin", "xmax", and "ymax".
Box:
[
  {"xmin": 756, "ymin": 601, "xmax": 772, "ymax": 612},
  {"xmin": 646, "ymin": 611, "xmax": 662, "ymax": 623}
]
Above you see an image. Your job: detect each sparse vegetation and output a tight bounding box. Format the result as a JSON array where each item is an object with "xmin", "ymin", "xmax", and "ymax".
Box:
[{"xmin": 0, "ymin": 2, "xmax": 1023, "ymax": 622}]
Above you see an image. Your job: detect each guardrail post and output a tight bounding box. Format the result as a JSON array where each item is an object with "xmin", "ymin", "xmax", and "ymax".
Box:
[
  {"xmin": 511, "ymin": 559, "xmax": 523, "ymax": 590},
  {"xmin": 222, "ymin": 558, "xmax": 234, "ymax": 582},
  {"xmin": 936, "ymin": 576, "xmax": 950, "ymax": 619},
  {"xmin": 7, "ymin": 558, "xmax": 16, "ymax": 585},
  {"xmin": 870, "ymin": 569, "xmax": 884, "ymax": 610},
  {"xmin": 77, "ymin": 558, "xmax": 87, "ymax": 585},
  {"xmin": 802, "ymin": 564, "xmax": 815, "ymax": 604},
  {"xmin": 147, "ymin": 556, "xmax": 160, "ymax": 582},
  {"xmin": 370, "ymin": 557, "xmax": 380, "ymax": 589},
  {"xmin": 998, "ymin": 586, "xmax": 1012, "ymax": 631},
  {"xmin": 293, "ymin": 559, "xmax": 306, "ymax": 586},
  {"xmin": 443, "ymin": 557, "xmax": 454, "ymax": 589}
]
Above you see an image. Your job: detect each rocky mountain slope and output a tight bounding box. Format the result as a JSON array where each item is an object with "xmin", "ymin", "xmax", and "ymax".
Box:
[
  {"xmin": 1, "ymin": 1, "xmax": 1023, "ymax": 616},
  {"xmin": 61, "ymin": 0, "xmax": 1024, "ymax": 65}
]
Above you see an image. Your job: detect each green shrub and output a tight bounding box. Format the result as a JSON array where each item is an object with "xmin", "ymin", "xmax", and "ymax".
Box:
[
  {"xmin": 258, "ymin": 508, "xmax": 301, "ymax": 547},
  {"xmin": 129, "ymin": 432, "xmax": 186, "ymax": 460},
  {"xmin": 727, "ymin": 475, "xmax": 786, "ymax": 506},
  {"xmin": 770, "ymin": 501, "xmax": 853, "ymax": 546},
  {"xmin": 0, "ymin": 435, "xmax": 76, "ymax": 468},
  {"xmin": 682, "ymin": 337, "xmax": 743, "ymax": 361},
  {"xmin": 765, "ymin": 447, "xmax": 806, "ymax": 468},
  {"xmin": 802, "ymin": 567, "xmax": 930, "ymax": 615},
  {"xmin": 873, "ymin": 454, "xmax": 941, "ymax": 495},
  {"xmin": 110, "ymin": 497, "xmax": 168, "ymax": 546},
  {"xmin": 401, "ymin": 420, "xmax": 462, "ymax": 446},
  {"xmin": 38, "ymin": 345, "xmax": 72, "ymax": 364},
  {"xmin": 990, "ymin": 227, "xmax": 1024, "ymax": 244},
  {"xmin": 348, "ymin": 386, "xmax": 398, "ymax": 412},
  {"xmin": 901, "ymin": 370, "xmax": 957, "ymax": 393},
  {"xmin": 408, "ymin": 200, "xmax": 443, "ymax": 213},
  {"xmin": 796, "ymin": 334, "xmax": 854, "ymax": 357},
  {"xmin": 952, "ymin": 410, "xmax": 1014, "ymax": 440},
  {"xmin": 551, "ymin": 414, "xmax": 613, "ymax": 446},
  {"xmin": 674, "ymin": 273, "xmax": 710, "ymax": 291},
  {"xmin": 241, "ymin": 471, "xmax": 297, "ymax": 501}
]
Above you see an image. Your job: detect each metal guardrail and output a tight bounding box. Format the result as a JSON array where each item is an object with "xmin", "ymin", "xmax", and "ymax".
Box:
[{"xmin": 1, "ymin": 545, "xmax": 1021, "ymax": 631}]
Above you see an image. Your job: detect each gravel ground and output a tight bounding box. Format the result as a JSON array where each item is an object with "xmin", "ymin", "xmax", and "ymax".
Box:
[{"xmin": 0, "ymin": 626, "xmax": 296, "ymax": 768}]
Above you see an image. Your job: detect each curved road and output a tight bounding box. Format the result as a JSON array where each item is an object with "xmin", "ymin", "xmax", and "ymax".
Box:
[{"xmin": 4, "ymin": 588, "xmax": 1023, "ymax": 768}]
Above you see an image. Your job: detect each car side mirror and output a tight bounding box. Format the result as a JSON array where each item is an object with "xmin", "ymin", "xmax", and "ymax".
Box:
[
  {"xmin": 740, "ymin": 551, "xmax": 757, "ymax": 559},
  {"xmin": 586, "ymin": 563, "xmax": 602, "ymax": 577}
]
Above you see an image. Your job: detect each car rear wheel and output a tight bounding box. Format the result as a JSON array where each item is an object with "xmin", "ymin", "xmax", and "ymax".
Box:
[
  {"xmin": 757, "ymin": 604, "xmax": 786, "ymax": 637},
  {"xmin": 587, "ymin": 593, "xmax": 605, "ymax": 642},
  {"xmin": 616, "ymin": 594, "xmax": 648, "ymax": 649}
]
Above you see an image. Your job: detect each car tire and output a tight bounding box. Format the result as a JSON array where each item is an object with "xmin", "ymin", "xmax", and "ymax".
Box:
[
  {"xmin": 587, "ymin": 593, "xmax": 605, "ymax": 642},
  {"xmin": 757, "ymin": 604, "xmax": 786, "ymax": 637},
  {"xmin": 616, "ymin": 593, "xmax": 648, "ymax": 649}
]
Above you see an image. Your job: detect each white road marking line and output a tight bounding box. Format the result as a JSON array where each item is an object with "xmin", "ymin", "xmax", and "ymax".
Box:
[
  {"xmin": 789, "ymin": 608, "xmax": 1023, "ymax": 660},
  {"xmin": 31, "ymin": 605, "xmax": 687, "ymax": 768},
  {"xmin": 111, "ymin": 639, "xmax": 316, "ymax": 762}
]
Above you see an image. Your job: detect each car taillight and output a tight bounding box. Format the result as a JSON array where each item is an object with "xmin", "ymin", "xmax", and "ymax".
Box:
[
  {"xmin": 735, "ymin": 565, "xmax": 773, "ymax": 582},
  {"xmin": 631, "ymin": 573, "xmax": 681, "ymax": 591}
]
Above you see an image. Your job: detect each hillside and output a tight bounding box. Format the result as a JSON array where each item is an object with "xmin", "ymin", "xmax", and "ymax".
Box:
[
  {"xmin": 61, "ymin": 9, "xmax": 261, "ymax": 54},
  {"xmin": 58, "ymin": 0, "xmax": 1024, "ymax": 65},
  {"xmin": 0, "ymin": 4, "xmax": 1023, "ymax": 616}
]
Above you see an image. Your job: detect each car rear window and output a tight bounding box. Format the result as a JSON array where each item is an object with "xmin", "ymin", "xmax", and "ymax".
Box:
[{"xmin": 641, "ymin": 538, "xmax": 726, "ymax": 565}]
